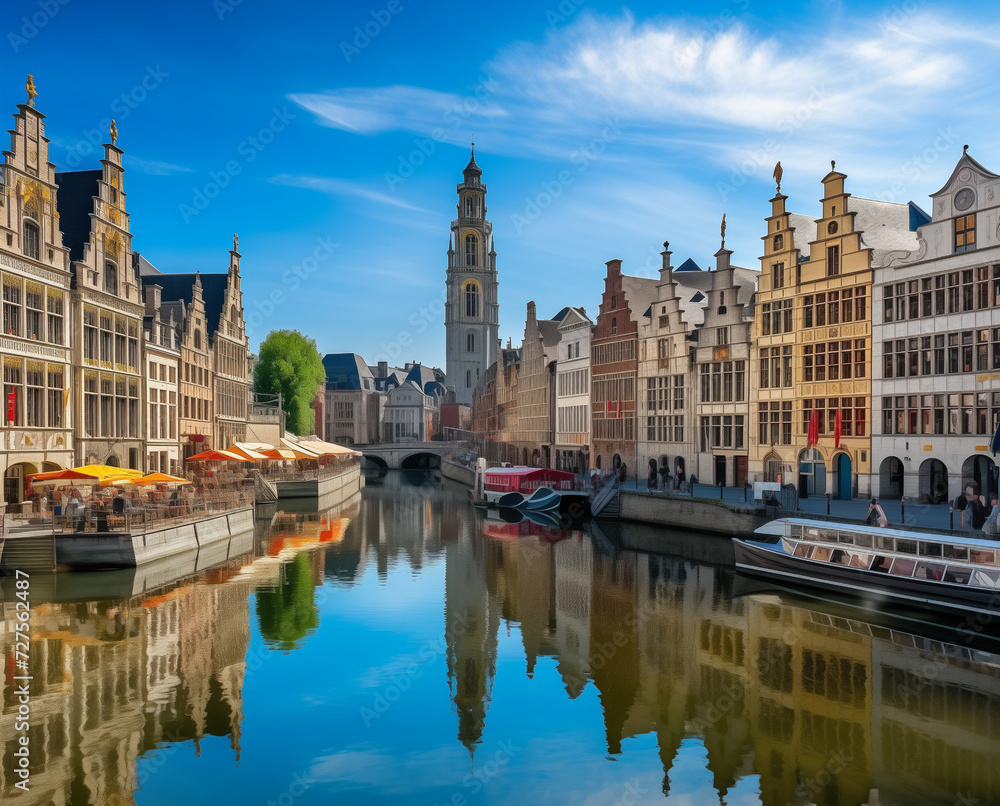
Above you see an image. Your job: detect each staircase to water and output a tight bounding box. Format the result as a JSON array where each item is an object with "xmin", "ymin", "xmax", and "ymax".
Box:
[{"xmin": 1, "ymin": 534, "xmax": 56, "ymax": 573}]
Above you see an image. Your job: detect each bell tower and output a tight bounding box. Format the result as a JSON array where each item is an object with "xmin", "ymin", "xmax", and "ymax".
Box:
[{"xmin": 445, "ymin": 143, "xmax": 499, "ymax": 405}]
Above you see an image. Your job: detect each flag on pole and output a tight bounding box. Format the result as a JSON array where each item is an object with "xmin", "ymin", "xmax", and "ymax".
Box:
[
  {"xmin": 834, "ymin": 409, "xmax": 842, "ymax": 449},
  {"xmin": 807, "ymin": 410, "xmax": 819, "ymax": 447},
  {"xmin": 6, "ymin": 389, "xmax": 14, "ymax": 423},
  {"xmin": 606, "ymin": 400, "xmax": 613, "ymax": 416},
  {"xmin": 617, "ymin": 399, "xmax": 622, "ymax": 418}
]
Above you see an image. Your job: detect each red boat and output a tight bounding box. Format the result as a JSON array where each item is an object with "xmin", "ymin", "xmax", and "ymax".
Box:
[{"xmin": 482, "ymin": 466, "xmax": 576, "ymax": 505}]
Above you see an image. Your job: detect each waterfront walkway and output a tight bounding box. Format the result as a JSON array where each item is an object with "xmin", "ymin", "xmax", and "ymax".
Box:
[{"xmin": 615, "ymin": 478, "xmax": 976, "ymax": 531}]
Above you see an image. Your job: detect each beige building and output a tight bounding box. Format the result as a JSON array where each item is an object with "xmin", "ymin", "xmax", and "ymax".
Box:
[
  {"xmin": 0, "ymin": 81, "xmax": 74, "ymax": 504},
  {"xmin": 750, "ymin": 166, "xmax": 917, "ymax": 499},
  {"xmin": 57, "ymin": 123, "xmax": 145, "ymax": 469},
  {"xmin": 554, "ymin": 306, "xmax": 593, "ymax": 474},
  {"xmin": 142, "ymin": 281, "xmax": 181, "ymax": 473}
]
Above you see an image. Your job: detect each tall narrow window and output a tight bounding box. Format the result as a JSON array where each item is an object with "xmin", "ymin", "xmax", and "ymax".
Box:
[
  {"xmin": 194, "ymin": 329, "xmax": 202, "ymax": 349},
  {"xmin": 826, "ymin": 245, "xmax": 841, "ymax": 277},
  {"xmin": 105, "ymin": 260, "xmax": 118, "ymax": 294},
  {"xmin": 467, "ymin": 332, "xmax": 475, "ymax": 353},
  {"xmin": 773, "ymin": 234, "xmax": 783, "ymax": 251},
  {"xmin": 955, "ymin": 214, "xmax": 976, "ymax": 253},
  {"xmin": 22, "ymin": 220, "xmax": 40, "ymax": 260},
  {"xmin": 466, "ymin": 370, "xmax": 471, "ymax": 388},
  {"xmin": 465, "ymin": 233, "xmax": 478, "ymax": 266},
  {"xmin": 772, "ymin": 262, "xmax": 784, "ymax": 289},
  {"xmin": 463, "ymin": 280, "xmax": 480, "ymax": 318}
]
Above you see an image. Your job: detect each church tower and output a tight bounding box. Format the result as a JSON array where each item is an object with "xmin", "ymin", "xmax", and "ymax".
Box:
[{"xmin": 445, "ymin": 145, "xmax": 499, "ymax": 405}]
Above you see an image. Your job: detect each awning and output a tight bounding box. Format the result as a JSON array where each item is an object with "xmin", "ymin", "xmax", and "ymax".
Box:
[
  {"xmin": 186, "ymin": 449, "xmax": 248, "ymax": 462},
  {"xmin": 226, "ymin": 443, "xmax": 270, "ymax": 461}
]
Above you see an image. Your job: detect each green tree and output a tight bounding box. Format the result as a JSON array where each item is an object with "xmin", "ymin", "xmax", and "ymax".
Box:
[
  {"xmin": 256, "ymin": 553, "xmax": 319, "ymax": 650},
  {"xmin": 253, "ymin": 330, "xmax": 326, "ymax": 435}
]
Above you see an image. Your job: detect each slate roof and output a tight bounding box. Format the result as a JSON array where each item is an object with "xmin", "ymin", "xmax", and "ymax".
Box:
[
  {"xmin": 54, "ymin": 170, "xmax": 101, "ymax": 265},
  {"xmin": 140, "ymin": 272, "xmax": 230, "ymax": 338},
  {"xmin": 621, "ymin": 276, "xmax": 658, "ymax": 327},
  {"xmin": 787, "ymin": 213, "xmax": 814, "ymax": 259},
  {"xmin": 323, "ymin": 353, "xmax": 375, "ymax": 391},
  {"xmin": 850, "ymin": 197, "xmax": 920, "ymax": 266}
]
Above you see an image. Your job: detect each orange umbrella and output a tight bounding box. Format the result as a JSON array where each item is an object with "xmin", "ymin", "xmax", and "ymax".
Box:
[
  {"xmin": 260, "ymin": 448, "xmax": 315, "ymax": 460},
  {"xmin": 226, "ymin": 444, "xmax": 269, "ymax": 461},
  {"xmin": 132, "ymin": 473, "xmax": 192, "ymax": 486},
  {"xmin": 186, "ymin": 449, "xmax": 248, "ymax": 462}
]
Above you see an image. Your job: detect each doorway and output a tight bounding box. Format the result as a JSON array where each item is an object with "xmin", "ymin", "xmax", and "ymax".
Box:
[
  {"xmin": 714, "ymin": 455, "xmax": 726, "ymax": 487},
  {"xmin": 834, "ymin": 453, "xmax": 852, "ymax": 500}
]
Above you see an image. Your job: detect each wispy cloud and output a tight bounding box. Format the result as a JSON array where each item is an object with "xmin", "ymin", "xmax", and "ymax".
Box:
[
  {"xmin": 122, "ymin": 155, "xmax": 193, "ymax": 175},
  {"xmin": 270, "ymin": 174, "xmax": 434, "ymax": 214}
]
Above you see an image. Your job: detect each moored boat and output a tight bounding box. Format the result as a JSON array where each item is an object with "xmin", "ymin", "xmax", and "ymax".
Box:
[
  {"xmin": 481, "ymin": 466, "xmax": 577, "ymax": 505},
  {"xmin": 733, "ymin": 517, "xmax": 1000, "ymax": 623}
]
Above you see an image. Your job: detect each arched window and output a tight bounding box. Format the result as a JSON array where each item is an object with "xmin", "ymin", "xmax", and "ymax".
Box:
[
  {"xmin": 463, "ymin": 280, "xmax": 480, "ymax": 319},
  {"xmin": 104, "ymin": 260, "xmax": 118, "ymax": 294},
  {"xmin": 467, "ymin": 332, "xmax": 475, "ymax": 353},
  {"xmin": 465, "ymin": 233, "xmax": 478, "ymax": 266},
  {"xmin": 465, "ymin": 196, "xmax": 475, "ymax": 217},
  {"xmin": 194, "ymin": 329, "xmax": 201, "ymax": 349},
  {"xmin": 22, "ymin": 220, "xmax": 40, "ymax": 260},
  {"xmin": 230, "ymin": 305, "xmax": 237, "ymax": 322}
]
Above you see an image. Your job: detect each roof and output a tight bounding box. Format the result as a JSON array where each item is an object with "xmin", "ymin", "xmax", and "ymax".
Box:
[
  {"xmin": 463, "ymin": 148, "xmax": 482, "ymax": 177},
  {"xmin": 930, "ymin": 149, "xmax": 1000, "ymax": 197},
  {"xmin": 537, "ymin": 318, "xmax": 562, "ymax": 351},
  {"xmin": 322, "ymin": 353, "xmax": 374, "ymax": 391},
  {"xmin": 141, "ymin": 272, "xmax": 231, "ymax": 338},
  {"xmin": 484, "ymin": 467, "xmax": 575, "ymax": 478},
  {"xmin": 850, "ymin": 197, "xmax": 920, "ymax": 266},
  {"xmin": 621, "ymin": 275, "xmax": 658, "ymax": 325},
  {"xmin": 405, "ymin": 363, "xmax": 446, "ymax": 396},
  {"xmin": 674, "ymin": 258, "xmax": 701, "ymax": 272},
  {"xmin": 787, "ymin": 213, "xmax": 814, "ymax": 259},
  {"xmin": 135, "ymin": 253, "xmax": 161, "ymax": 276},
  {"xmin": 54, "ymin": 170, "xmax": 101, "ymax": 264}
]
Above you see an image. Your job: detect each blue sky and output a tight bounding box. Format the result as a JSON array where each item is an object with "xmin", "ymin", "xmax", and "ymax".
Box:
[{"xmin": 7, "ymin": 0, "xmax": 1000, "ymax": 370}]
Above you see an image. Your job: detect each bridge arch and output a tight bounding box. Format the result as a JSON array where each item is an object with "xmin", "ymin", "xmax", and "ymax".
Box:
[{"xmin": 400, "ymin": 452, "xmax": 441, "ymax": 470}]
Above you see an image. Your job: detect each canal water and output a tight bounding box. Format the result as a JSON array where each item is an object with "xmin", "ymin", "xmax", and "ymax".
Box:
[{"xmin": 2, "ymin": 470, "xmax": 999, "ymax": 805}]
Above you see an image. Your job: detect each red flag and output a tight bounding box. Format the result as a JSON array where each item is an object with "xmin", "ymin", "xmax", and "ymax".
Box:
[
  {"xmin": 617, "ymin": 399, "xmax": 622, "ymax": 419},
  {"xmin": 6, "ymin": 390, "xmax": 14, "ymax": 423},
  {"xmin": 807, "ymin": 410, "xmax": 818, "ymax": 446},
  {"xmin": 834, "ymin": 409, "xmax": 842, "ymax": 448},
  {"xmin": 606, "ymin": 400, "xmax": 613, "ymax": 415}
]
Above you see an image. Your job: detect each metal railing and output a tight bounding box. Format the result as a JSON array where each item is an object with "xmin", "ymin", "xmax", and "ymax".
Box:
[{"xmin": 52, "ymin": 489, "xmax": 254, "ymax": 536}]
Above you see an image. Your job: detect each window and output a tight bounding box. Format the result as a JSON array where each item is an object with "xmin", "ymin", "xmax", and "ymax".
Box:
[
  {"xmin": 46, "ymin": 293, "xmax": 63, "ymax": 344},
  {"xmin": 717, "ymin": 327, "xmax": 729, "ymax": 346},
  {"xmin": 465, "ymin": 233, "xmax": 478, "ymax": 266},
  {"xmin": 463, "ymin": 280, "xmax": 480, "ymax": 318},
  {"xmin": 773, "ymin": 234, "xmax": 783, "ymax": 251},
  {"xmin": 465, "ymin": 196, "xmax": 474, "ymax": 217},
  {"xmin": 22, "ymin": 219, "xmax": 40, "ymax": 260},
  {"xmin": 25, "ymin": 286, "xmax": 43, "ymax": 340},
  {"xmin": 3, "ymin": 282, "xmax": 21, "ymax": 336},
  {"xmin": 772, "ymin": 262, "xmax": 784, "ymax": 289},
  {"xmin": 47, "ymin": 367, "xmax": 63, "ymax": 427},
  {"xmin": 611, "ymin": 295, "xmax": 617, "ymax": 310},
  {"xmin": 466, "ymin": 370, "xmax": 471, "ymax": 388},
  {"xmin": 194, "ymin": 329, "xmax": 201, "ymax": 349},
  {"xmin": 955, "ymin": 214, "xmax": 976, "ymax": 253},
  {"xmin": 467, "ymin": 332, "xmax": 475, "ymax": 353},
  {"xmin": 105, "ymin": 260, "xmax": 118, "ymax": 294},
  {"xmin": 611, "ymin": 317, "xmax": 617, "ymax": 335},
  {"xmin": 826, "ymin": 244, "xmax": 840, "ymax": 277}
]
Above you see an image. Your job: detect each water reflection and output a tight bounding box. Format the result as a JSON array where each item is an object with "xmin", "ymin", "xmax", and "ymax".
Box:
[{"xmin": 0, "ymin": 473, "xmax": 998, "ymax": 805}]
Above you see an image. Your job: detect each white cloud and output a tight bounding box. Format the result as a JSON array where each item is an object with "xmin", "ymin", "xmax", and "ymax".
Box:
[
  {"xmin": 270, "ymin": 173, "xmax": 434, "ymax": 214},
  {"xmin": 122, "ymin": 155, "xmax": 193, "ymax": 175}
]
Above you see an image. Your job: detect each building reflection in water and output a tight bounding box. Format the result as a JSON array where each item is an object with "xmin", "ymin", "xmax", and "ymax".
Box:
[{"xmin": 2, "ymin": 471, "xmax": 1000, "ymax": 805}]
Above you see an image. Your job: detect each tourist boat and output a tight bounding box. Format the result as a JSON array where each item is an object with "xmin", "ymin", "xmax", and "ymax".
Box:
[
  {"xmin": 497, "ymin": 486, "xmax": 561, "ymax": 512},
  {"xmin": 733, "ymin": 517, "xmax": 1000, "ymax": 622},
  {"xmin": 481, "ymin": 467, "xmax": 577, "ymax": 505}
]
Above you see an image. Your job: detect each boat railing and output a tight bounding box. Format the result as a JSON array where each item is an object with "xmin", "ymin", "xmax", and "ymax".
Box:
[{"xmin": 51, "ymin": 490, "xmax": 255, "ymax": 536}]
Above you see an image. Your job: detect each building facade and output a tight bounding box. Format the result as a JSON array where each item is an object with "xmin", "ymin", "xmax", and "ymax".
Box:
[
  {"xmin": 749, "ymin": 167, "xmax": 917, "ymax": 499},
  {"xmin": 0, "ymin": 85, "xmax": 74, "ymax": 504},
  {"xmin": 322, "ymin": 352, "xmax": 381, "ymax": 445},
  {"xmin": 445, "ymin": 149, "xmax": 499, "ymax": 405},
  {"xmin": 57, "ymin": 126, "xmax": 145, "ymax": 470},
  {"xmin": 142, "ymin": 282, "xmax": 180, "ymax": 473},
  {"xmin": 211, "ymin": 240, "xmax": 251, "ymax": 448},
  {"xmin": 872, "ymin": 148, "xmax": 1000, "ymax": 503},
  {"xmin": 554, "ymin": 306, "xmax": 593, "ymax": 474}
]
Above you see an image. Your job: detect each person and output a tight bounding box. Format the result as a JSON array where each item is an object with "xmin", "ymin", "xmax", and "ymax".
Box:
[
  {"xmin": 647, "ymin": 460, "xmax": 658, "ymax": 492},
  {"xmin": 958, "ymin": 485, "xmax": 979, "ymax": 528},
  {"xmin": 618, "ymin": 462, "xmax": 627, "ymax": 484},
  {"xmin": 866, "ymin": 498, "xmax": 888, "ymax": 528},
  {"xmin": 970, "ymin": 494, "xmax": 988, "ymax": 530},
  {"xmin": 983, "ymin": 499, "xmax": 1000, "ymax": 537},
  {"xmin": 112, "ymin": 492, "xmax": 126, "ymax": 515},
  {"xmin": 955, "ymin": 489, "xmax": 968, "ymax": 526},
  {"xmin": 676, "ymin": 465, "xmax": 686, "ymax": 492}
]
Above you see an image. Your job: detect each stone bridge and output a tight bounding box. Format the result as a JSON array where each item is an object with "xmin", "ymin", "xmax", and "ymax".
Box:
[{"xmin": 357, "ymin": 442, "xmax": 465, "ymax": 470}]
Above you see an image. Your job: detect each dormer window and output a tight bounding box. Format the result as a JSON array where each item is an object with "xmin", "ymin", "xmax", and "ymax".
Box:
[
  {"xmin": 104, "ymin": 260, "xmax": 118, "ymax": 294},
  {"xmin": 955, "ymin": 214, "xmax": 976, "ymax": 254},
  {"xmin": 23, "ymin": 220, "xmax": 40, "ymax": 260}
]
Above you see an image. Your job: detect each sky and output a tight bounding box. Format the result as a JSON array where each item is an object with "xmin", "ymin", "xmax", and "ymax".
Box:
[{"xmin": 7, "ymin": 0, "xmax": 1000, "ymax": 371}]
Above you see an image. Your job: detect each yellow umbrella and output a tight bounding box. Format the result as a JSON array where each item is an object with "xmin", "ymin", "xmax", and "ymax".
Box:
[
  {"xmin": 99, "ymin": 475, "xmax": 140, "ymax": 488},
  {"xmin": 73, "ymin": 464, "xmax": 144, "ymax": 480},
  {"xmin": 132, "ymin": 473, "xmax": 192, "ymax": 486}
]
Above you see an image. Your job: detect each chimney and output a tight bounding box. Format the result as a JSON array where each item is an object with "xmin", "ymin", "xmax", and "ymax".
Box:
[
  {"xmin": 144, "ymin": 284, "xmax": 162, "ymax": 317},
  {"xmin": 377, "ymin": 361, "xmax": 388, "ymax": 377}
]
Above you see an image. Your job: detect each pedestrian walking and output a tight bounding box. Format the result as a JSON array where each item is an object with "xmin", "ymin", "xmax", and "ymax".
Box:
[{"xmin": 866, "ymin": 498, "xmax": 888, "ymax": 528}]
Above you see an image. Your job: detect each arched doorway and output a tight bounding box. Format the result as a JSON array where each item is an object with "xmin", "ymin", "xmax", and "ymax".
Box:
[
  {"xmin": 612, "ymin": 454, "xmax": 622, "ymax": 470},
  {"xmin": 798, "ymin": 448, "xmax": 825, "ymax": 498},
  {"xmin": 763, "ymin": 452, "xmax": 782, "ymax": 483},
  {"xmin": 879, "ymin": 457, "xmax": 904, "ymax": 500},
  {"xmin": 596, "ymin": 455, "xmax": 602, "ymax": 471},
  {"xmin": 919, "ymin": 458, "xmax": 948, "ymax": 505},
  {"xmin": 962, "ymin": 455, "xmax": 997, "ymax": 500},
  {"xmin": 4, "ymin": 462, "xmax": 38, "ymax": 505},
  {"xmin": 834, "ymin": 453, "xmax": 852, "ymax": 500},
  {"xmin": 522, "ymin": 447, "xmax": 528, "ymax": 466},
  {"xmin": 106, "ymin": 454, "xmax": 120, "ymax": 467}
]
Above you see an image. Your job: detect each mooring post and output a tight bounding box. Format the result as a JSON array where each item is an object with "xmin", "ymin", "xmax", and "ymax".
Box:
[
  {"xmin": 719, "ymin": 482, "xmax": 724, "ymax": 500},
  {"xmin": 949, "ymin": 506, "xmax": 954, "ymax": 530},
  {"xmin": 901, "ymin": 499, "xmax": 906, "ymax": 524},
  {"xmin": 826, "ymin": 493, "xmax": 830, "ymax": 516}
]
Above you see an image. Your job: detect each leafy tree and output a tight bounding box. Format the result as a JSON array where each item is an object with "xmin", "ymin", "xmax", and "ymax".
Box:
[
  {"xmin": 253, "ymin": 330, "xmax": 326, "ymax": 435},
  {"xmin": 256, "ymin": 553, "xmax": 319, "ymax": 650}
]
